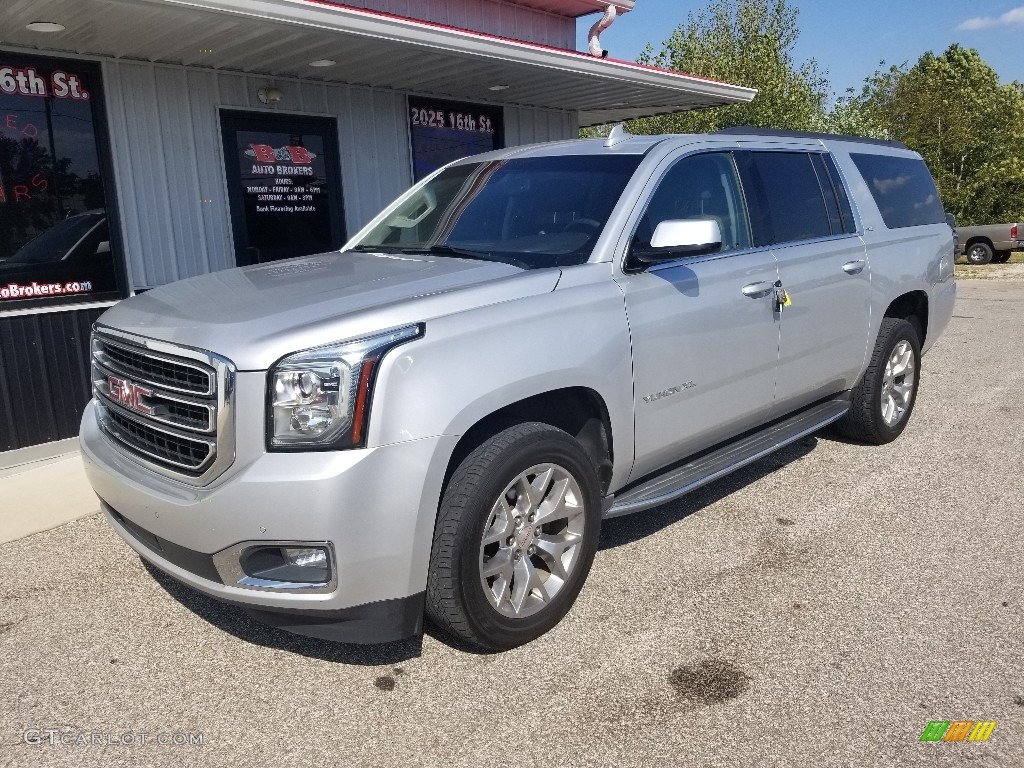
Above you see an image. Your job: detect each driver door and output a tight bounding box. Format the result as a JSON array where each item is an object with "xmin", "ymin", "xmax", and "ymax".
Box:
[{"xmin": 615, "ymin": 151, "xmax": 780, "ymax": 483}]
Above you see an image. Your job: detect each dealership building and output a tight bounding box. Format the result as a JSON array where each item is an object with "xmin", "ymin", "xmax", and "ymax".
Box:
[{"xmin": 0, "ymin": 0, "xmax": 753, "ymax": 457}]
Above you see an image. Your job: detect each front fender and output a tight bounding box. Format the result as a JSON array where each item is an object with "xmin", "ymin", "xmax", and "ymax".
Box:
[{"xmin": 368, "ymin": 265, "xmax": 635, "ymax": 490}]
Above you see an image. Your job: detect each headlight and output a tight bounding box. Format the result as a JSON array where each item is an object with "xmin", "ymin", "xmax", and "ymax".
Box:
[{"xmin": 267, "ymin": 325, "xmax": 422, "ymax": 450}]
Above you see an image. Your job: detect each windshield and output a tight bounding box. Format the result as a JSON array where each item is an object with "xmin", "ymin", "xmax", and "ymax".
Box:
[
  {"xmin": 348, "ymin": 155, "xmax": 642, "ymax": 269},
  {"xmin": 6, "ymin": 213, "xmax": 105, "ymax": 265}
]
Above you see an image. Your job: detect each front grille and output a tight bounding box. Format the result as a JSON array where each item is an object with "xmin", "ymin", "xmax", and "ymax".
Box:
[
  {"xmin": 91, "ymin": 330, "xmax": 233, "ymax": 482},
  {"xmin": 96, "ymin": 337, "xmax": 213, "ymax": 395},
  {"xmin": 103, "ymin": 407, "xmax": 213, "ymax": 472}
]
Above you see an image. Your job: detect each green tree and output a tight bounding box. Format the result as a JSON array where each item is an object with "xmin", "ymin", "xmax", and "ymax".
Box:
[
  {"xmin": 854, "ymin": 45, "xmax": 1024, "ymax": 225},
  {"xmin": 626, "ymin": 0, "xmax": 829, "ymax": 135}
]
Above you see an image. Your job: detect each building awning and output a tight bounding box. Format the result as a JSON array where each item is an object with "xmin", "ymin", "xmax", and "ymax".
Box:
[{"xmin": 1, "ymin": 0, "xmax": 755, "ymax": 126}]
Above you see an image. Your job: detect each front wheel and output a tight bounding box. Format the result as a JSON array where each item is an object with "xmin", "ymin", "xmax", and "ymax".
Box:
[
  {"xmin": 426, "ymin": 423, "xmax": 602, "ymax": 651},
  {"xmin": 836, "ymin": 318, "xmax": 921, "ymax": 445}
]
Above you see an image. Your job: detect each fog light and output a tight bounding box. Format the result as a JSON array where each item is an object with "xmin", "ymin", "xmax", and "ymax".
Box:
[
  {"xmin": 282, "ymin": 547, "xmax": 328, "ymax": 568},
  {"xmin": 240, "ymin": 544, "xmax": 332, "ymax": 587}
]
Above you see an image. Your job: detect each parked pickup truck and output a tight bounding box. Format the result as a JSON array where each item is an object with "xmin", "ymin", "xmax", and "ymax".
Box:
[
  {"xmin": 959, "ymin": 222, "xmax": 1022, "ymax": 264},
  {"xmin": 80, "ymin": 127, "xmax": 956, "ymax": 651}
]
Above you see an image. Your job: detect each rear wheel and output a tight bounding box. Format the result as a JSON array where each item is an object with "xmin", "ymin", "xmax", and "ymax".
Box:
[
  {"xmin": 426, "ymin": 422, "xmax": 602, "ymax": 651},
  {"xmin": 836, "ymin": 318, "xmax": 921, "ymax": 445},
  {"xmin": 965, "ymin": 242, "xmax": 993, "ymax": 265}
]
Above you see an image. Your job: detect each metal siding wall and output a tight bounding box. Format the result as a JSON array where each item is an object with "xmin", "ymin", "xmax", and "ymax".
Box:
[
  {"xmin": 504, "ymin": 104, "xmax": 576, "ymax": 146},
  {"xmin": 0, "ymin": 309, "xmax": 105, "ymax": 452},
  {"xmin": 102, "ymin": 60, "xmax": 575, "ymax": 288}
]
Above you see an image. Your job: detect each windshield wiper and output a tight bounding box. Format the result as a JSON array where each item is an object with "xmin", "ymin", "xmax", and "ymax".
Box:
[
  {"xmin": 349, "ymin": 244, "xmax": 407, "ymax": 253},
  {"xmin": 420, "ymin": 244, "xmax": 494, "ymax": 261}
]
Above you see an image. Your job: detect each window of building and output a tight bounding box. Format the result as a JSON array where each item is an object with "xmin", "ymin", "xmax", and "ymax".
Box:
[
  {"xmin": 0, "ymin": 55, "xmax": 121, "ymax": 306},
  {"xmin": 408, "ymin": 97, "xmax": 503, "ymax": 181}
]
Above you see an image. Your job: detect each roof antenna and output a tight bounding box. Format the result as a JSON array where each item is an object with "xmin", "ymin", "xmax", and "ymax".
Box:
[
  {"xmin": 588, "ymin": 4, "xmax": 616, "ymax": 58},
  {"xmin": 604, "ymin": 123, "xmax": 631, "ymax": 148}
]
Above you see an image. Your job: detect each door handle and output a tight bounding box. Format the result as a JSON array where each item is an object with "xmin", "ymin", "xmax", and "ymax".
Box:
[
  {"xmin": 842, "ymin": 260, "xmax": 866, "ymax": 275},
  {"xmin": 741, "ymin": 281, "xmax": 775, "ymax": 298}
]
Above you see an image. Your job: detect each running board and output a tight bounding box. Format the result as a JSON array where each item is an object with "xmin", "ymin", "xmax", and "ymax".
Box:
[{"xmin": 605, "ymin": 398, "xmax": 849, "ymax": 518}]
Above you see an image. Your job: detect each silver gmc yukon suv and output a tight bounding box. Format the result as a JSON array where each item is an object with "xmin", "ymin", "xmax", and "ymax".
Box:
[{"xmin": 80, "ymin": 127, "xmax": 956, "ymax": 651}]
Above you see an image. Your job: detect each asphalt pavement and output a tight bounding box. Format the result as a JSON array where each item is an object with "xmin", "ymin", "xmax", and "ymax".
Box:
[{"xmin": 1, "ymin": 280, "xmax": 1021, "ymax": 767}]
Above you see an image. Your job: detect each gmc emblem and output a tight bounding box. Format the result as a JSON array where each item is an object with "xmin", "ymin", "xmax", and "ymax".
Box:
[{"xmin": 107, "ymin": 375, "xmax": 154, "ymax": 415}]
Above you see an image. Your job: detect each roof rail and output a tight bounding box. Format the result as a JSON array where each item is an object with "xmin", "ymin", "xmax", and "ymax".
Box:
[{"xmin": 713, "ymin": 126, "xmax": 908, "ymax": 150}]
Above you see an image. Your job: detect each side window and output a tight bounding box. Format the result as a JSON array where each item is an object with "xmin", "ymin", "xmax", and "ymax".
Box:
[
  {"xmin": 632, "ymin": 152, "xmax": 751, "ymax": 255},
  {"xmin": 743, "ymin": 152, "xmax": 833, "ymax": 245},
  {"xmin": 849, "ymin": 153, "xmax": 945, "ymax": 229}
]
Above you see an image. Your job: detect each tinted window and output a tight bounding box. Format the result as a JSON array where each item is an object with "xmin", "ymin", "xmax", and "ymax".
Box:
[
  {"xmin": 632, "ymin": 152, "xmax": 751, "ymax": 254},
  {"xmin": 0, "ymin": 55, "xmax": 119, "ymax": 306},
  {"xmin": 745, "ymin": 152, "xmax": 832, "ymax": 245},
  {"xmin": 850, "ymin": 153, "xmax": 945, "ymax": 229},
  {"xmin": 351, "ymin": 155, "xmax": 641, "ymax": 269}
]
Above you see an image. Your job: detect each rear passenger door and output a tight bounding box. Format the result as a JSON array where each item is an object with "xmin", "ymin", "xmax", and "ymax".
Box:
[{"xmin": 737, "ymin": 150, "xmax": 870, "ymax": 416}]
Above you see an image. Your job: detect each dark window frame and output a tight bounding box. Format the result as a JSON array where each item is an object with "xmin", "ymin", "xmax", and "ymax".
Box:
[
  {"xmin": 407, "ymin": 96, "xmax": 504, "ymax": 182},
  {"xmin": 0, "ymin": 52, "xmax": 128, "ymax": 312}
]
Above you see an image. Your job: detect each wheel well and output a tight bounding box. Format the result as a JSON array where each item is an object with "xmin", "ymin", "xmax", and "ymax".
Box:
[
  {"xmin": 964, "ymin": 237, "xmax": 993, "ymax": 250},
  {"xmin": 442, "ymin": 388, "xmax": 614, "ymax": 496},
  {"xmin": 885, "ymin": 291, "xmax": 929, "ymax": 347}
]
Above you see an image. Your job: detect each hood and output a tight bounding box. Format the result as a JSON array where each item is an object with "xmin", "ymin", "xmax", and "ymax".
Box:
[{"xmin": 97, "ymin": 251, "xmax": 561, "ymax": 369}]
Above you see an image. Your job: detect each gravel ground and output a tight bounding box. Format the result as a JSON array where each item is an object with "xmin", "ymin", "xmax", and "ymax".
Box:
[{"xmin": 1, "ymin": 281, "xmax": 1022, "ymax": 768}]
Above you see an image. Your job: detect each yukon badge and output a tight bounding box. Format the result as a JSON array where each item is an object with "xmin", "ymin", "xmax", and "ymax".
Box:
[
  {"xmin": 107, "ymin": 375, "xmax": 155, "ymax": 415},
  {"xmin": 643, "ymin": 381, "xmax": 696, "ymax": 404}
]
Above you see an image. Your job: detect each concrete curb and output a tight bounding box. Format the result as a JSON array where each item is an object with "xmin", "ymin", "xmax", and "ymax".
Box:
[{"xmin": 0, "ymin": 451, "xmax": 99, "ymax": 545}]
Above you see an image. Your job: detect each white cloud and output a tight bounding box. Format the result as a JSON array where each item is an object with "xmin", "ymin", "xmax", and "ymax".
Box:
[{"xmin": 957, "ymin": 6, "xmax": 1024, "ymax": 31}]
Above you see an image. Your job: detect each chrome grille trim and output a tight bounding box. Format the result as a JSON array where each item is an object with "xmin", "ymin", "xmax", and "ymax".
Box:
[
  {"xmin": 93, "ymin": 358, "xmax": 215, "ymax": 434},
  {"xmin": 91, "ymin": 325, "xmax": 236, "ymax": 486},
  {"xmin": 98, "ymin": 400, "xmax": 216, "ymax": 473},
  {"xmin": 93, "ymin": 335, "xmax": 215, "ymax": 396}
]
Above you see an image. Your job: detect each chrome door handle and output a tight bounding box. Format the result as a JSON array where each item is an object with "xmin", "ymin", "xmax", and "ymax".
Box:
[
  {"xmin": 741, "ymin": 281, "xmax": 775, "ymax": 298},
  {"xmin": 842, "ymin": 260, "xmax": 866, "ymax": 275}
]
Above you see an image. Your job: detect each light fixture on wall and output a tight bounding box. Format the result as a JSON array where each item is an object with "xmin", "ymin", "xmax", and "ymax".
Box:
[
  {"xmin": 25, "ymin": 21, "xmax": 66, "ymax": 33},
  {"xmin": 258, "ymin": 87, "xmax": 283, "ymax": 105}
]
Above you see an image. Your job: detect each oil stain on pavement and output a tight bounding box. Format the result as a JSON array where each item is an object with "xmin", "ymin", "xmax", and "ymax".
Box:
[{"xmin": 669, "ymin": 659, "xmax": 751, "ymax": 705}]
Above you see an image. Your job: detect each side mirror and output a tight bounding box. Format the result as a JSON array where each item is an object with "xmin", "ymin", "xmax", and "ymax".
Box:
[{"xmin": 634, "ymin": 218, "xmax": 722, "ymax": 263}]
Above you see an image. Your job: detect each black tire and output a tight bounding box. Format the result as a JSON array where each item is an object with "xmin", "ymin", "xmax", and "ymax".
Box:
[
  {"xmin": 965, "ymin": 242, "xmax": 993, "ymax": 265},
  {"xmin": 993, "ymin": 251, "xmax": 1011, "ymax": 264},
  {"xmin": 836, "ymin": 318, "xmax": 921, "ymax": 445},
  {"xmin": 426, "ymin": 422, "xmax": 602, "ymax": 651}
]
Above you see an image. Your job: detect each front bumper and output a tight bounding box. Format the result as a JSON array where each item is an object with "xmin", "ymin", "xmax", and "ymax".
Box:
[{"xmin": 81, "ymin": 400, "xmax": 457, "ymax": 643}]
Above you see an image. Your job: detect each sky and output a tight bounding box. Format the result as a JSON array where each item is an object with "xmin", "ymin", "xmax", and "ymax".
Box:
[{"xmin": 575, "ymin": 0, "xmax": 1023, "ymax": 100}]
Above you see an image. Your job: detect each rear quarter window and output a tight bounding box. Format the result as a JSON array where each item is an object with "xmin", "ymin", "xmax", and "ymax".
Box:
[{"xmin": 849, "ymin": 153, "xmax": 945, "ymax": 229}]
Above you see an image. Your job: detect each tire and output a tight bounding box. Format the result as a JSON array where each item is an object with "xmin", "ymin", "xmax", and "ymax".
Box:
[
  {"xmin": 965, "ymin": 242, "xmax": 993, "ymax": 265},
  {"xmin": 993, "ymin": 251, "xmax": 1011, "ymax": 264},
  {"xmin": 836, "ymin": 318, "xmax": 921, "ymax": 445},
  {"xmin": 426, "ymin": 422, "xmax": 602, "ymax": 651}
]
